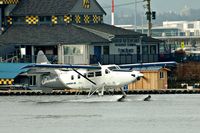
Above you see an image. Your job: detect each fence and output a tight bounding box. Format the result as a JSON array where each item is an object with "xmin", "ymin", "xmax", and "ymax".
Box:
[{"xmin": 2, "ymin": 54, "xmax": 200, "ymax": 64}]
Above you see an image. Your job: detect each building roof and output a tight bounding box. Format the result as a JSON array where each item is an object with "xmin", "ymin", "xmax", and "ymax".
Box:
[
  {"xmin": 80, "ymin": 23, "xmax": 142, "ymax": 37},
  {"xmin": 0, "ymin": 63, "xmax": 29, "ymax": 79},
  {"xmin": 10, "ymin": 0, "xmax": 78, "ymax": 16},
  {"xmin": 0, "ymin": 24, "xmax": 109, "ymax": 45},
  {"xmin": 141, "ymin": 36, "xmax": 163, "ymax": 43},
  {"xmin": 10, "ymin": 0, "xmax": 106, "ymax": 16}
]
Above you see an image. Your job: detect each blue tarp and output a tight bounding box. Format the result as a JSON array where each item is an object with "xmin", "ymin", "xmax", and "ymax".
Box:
[{"xmin": 0, "ymin": 63, "xmax": 30, "ymax": 79}]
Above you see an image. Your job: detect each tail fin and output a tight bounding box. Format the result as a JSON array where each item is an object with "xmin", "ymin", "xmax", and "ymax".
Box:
[{"xmin": 36, "ymin": 50, "xmax": 50, "ymax": 64}]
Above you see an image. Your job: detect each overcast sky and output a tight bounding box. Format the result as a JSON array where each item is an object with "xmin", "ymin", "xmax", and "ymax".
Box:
[{"xmin": 97, "ymin": 0, "xmax": 200, "ymax": 13}]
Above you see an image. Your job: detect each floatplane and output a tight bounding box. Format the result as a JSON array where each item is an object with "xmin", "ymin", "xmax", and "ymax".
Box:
[{"xmin": 22, "ymin": 51, "xmax": 176, "ymax": 102}]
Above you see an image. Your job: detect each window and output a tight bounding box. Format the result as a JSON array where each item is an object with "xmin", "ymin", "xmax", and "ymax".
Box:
[
  {"xmin": 95, "ymin": 71, "xmax": 102, "ymax": 77},
  {"xmin": 64, "ymin": 45, "xmax": 84, "ymax": 55},
  {"xmin": 71, "ymin": 75, "xmax": 74, "ymax": 80},
  {"xmin": 160, "ymin": 72, "xmax": 164, "ymax": 79},
  {"xmin": 188, "ymin": 24, "xmax": 194, "ymax": 29},
  {"xmin": 30, "ymin": 76, "xmax": 36, "ymax": 86},
  {"xmin": 87, "ymin": 72, "xmax": 94, "ymax": 78},
  {"xmin": 150, "ymin": 45, "xmax": 156, "ymax": 54},
  {"xmin": 46, "ymin": 16, "xmax": 51, "ymax": 22},
  {"xmin": 142, "ymin": 46, "xmax": 148, "ymax": 54},
  {"xmin": 57, "ymin": 16, "xmax": 64, "ymax": 23},
  {"xmin": 39, "ymin": 17, "xmax": 45, "ymax": 22},
  {"xmin": 105, "ymin": 69, "xmax": 110, "ymax": 74},
  {"xmin": 103, "ymin": 46, "xmax": 109, "ymax": 55},
  {"xmin": 78, "ymin": 75, "xmax": 81, "ymax": 79}
]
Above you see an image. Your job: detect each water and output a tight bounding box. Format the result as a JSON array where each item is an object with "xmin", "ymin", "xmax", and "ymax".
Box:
[{"xmin": 0, "ymin": 94, "xmax": 200, "ymax": 133}]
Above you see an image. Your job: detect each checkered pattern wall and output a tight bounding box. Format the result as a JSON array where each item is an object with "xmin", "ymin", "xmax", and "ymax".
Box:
[
  {"xmin": 64, "ymin": 15, "xmax": 72, "ymax": 24},
  {"xmin": 52, "ymin": 16, "xmax": 57, "ymax": 24},
  {"xmin": 75, "ymin": 15, "xmax": 81, "ymax": 24},
  {"xmin": 8, "ymin": 15, "xmax": 102, "ymax": 25},
  {"xmin": 7, "ymin": 16, "xmax": 12, "ymax": 25},
  {"xmin": 0, "ymin": 0, "xmax": 19, "ymax": 4},
  {"xmin": 25, "ymin": 16, "xmax": 39, "ymax": 25},
  {"xmin": 82, "ymin": 0, "xmax": 90, "ymax": 9},
  {"xmin": 84, "ymin": 15, "xmax": 90, "ymax": 24},
  {"xmin": 0, "ymin": 79, "xmax": 14, "ymax": 85},
  {"xmin": 93, "ymin": 15, "xmax": 102, "ymax": 24}
]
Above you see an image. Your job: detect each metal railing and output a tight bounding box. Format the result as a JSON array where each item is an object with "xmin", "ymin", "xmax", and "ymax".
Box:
[{"xmin": 2, "ymin": 54, "xmax": 200, "ymax": 64}]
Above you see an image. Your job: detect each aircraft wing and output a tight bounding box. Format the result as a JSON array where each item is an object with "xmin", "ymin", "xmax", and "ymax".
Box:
[
  {"xmin": 22, "ymin": 64, "xmax": 101, "ymax": 70},
  {"xmin": 119, "ymin": 61, "xmax": 177, "ymax": 69}
]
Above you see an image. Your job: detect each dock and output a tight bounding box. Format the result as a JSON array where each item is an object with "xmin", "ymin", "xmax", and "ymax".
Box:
[{"xmin": 1, "ymin": 89, "xmax": 200, "ymax": 96}]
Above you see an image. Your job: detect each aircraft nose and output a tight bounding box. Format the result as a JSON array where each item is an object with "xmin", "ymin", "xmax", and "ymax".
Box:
[{"xmin": 131, "ymin": 72, "xmax": 144, "ymax": 80}]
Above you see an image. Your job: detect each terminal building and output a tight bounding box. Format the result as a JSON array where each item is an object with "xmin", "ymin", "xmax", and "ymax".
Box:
[{"xmin": 0, "ymin": 0, "xmax": 162, "ymax": 65}]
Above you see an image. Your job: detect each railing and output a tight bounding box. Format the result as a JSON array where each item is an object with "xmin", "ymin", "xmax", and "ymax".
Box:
[
  {"xmin": 2, "ymin": 54, "xmax": 200, "ymax": 64},
  {"xmin": 90, "ymin": 54, "xmax": 160, "ymax": 65}
]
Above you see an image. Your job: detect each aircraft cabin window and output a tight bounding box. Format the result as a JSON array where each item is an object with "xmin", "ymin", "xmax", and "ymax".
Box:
[
  {"xmin": 95, "ymin": 71, "xmax": 102, "ymax": 77},
  {"xmin": 105, "ymin": 69, "xmax": 110, "ymax": 74},
  {"xmin": 71, "ymin": 75, "xmax": 74, "ymax": 80},
  {"xmin": 87, "ymin": 72, "xmax": 94, "ymax": 78},
  {"xmin": 78, "ymin": 75, "xmax": 81, "ymax": 79}
]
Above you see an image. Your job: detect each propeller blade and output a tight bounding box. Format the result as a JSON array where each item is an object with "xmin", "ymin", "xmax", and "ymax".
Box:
[{"xmin": 71, "ymin": 68, "xmax": 96, "ymax": 85}]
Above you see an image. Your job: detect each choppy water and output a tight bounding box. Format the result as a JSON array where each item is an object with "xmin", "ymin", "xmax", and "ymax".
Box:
[{"xmin": 0, "ymin": 94, "xmax": 200, "ymax": 133}]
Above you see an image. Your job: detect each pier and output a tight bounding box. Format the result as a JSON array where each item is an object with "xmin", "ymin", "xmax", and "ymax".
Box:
[{"xmin": 1, "ymin": 89, "xmax": 200, "ymax": 96}]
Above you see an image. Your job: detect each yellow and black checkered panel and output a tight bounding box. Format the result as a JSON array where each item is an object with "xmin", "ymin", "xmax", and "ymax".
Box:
[
  {"xmin": 0, "ymin": 0, "xmax": 19, "ymax": 4},
  {"xmin": 64, "ymin": 15, "xmax": 72, "ymax": 24},
  {"xmin": 84, "ymin": 15, "xmax": 90, "ymax": 24},
  {"xmin": 0, "ymin": 79, "xmax": 14, "ymax": 85},
  {"xmin": 93, "ymin": 15, "xmax": 102, "ymax": 24},
  {"xmin": 25, "ymin": 16, "xmax": 39, "ymax": 25},
  {"xmin": 7, "ymin": 16, "xmax": 12, "ymax": 25},
  {"xmin": 52, "ymin": 16, "xmax": 57, "ymax": 24},
  {"xmin": 75, "ymin": 15, "xmax": 81, "ymax": 24},
  {"xmin": 82, "ymin": 0, "xmax": 90, "ymax": 9}
]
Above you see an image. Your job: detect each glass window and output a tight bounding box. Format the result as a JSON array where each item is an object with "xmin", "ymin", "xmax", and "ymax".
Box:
[
  {"xmin": 160, "ymin": 72, "xmax": 164, "ymax": 79},
  {"xmin": 142, "ymin": 46, "xmax": 148, "ymax": 54},
  {"xmin": 105, "ymin": 69, "xmax": 110, "ymax": 74},
  {"xmin": 188, "ymin": 24, "xmax": 194, "ymax": 29},
  {"xmin": 39, "ymin": 16, "xmax": 45, "ymax": 22},
  {"xmin": 64, "ymin": 45, "xmax": 84, "ymax": 55},
  {"xmin": 57, "ymin": 16, "xmax": 64, "ymax": 23},
  {"xmin": 103, "ymin": 46, "xmax": 109, "ymax": 55},
  {"xmin": 95, "ymin": 71, "xmax": 102, "ymax": 77},
  {"xmin": 78, "ymin": 75, "xmax": 81, "ymax": 79},
  {"xmin": 87, "ymin": 72, "xmax": 94, "ymax": 78},
  {"xmin": 71, "ymin": 75, "xmax": 74, "ymax": 80},
  {"xmin": 150, "ymin": 45, "xmax": 156, "ymax": 54},
  {"xmin": 46, "ymin": 16, "xmax": 51, "ymax": 22}
]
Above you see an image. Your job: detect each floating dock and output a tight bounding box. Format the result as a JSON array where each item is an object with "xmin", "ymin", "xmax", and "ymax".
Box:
[{"xmin": 1, "ymin": 89, "xmax": 200, "ymax": 96}]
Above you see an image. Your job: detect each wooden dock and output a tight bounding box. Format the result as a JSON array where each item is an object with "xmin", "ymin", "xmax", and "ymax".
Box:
[{"xmin": 1, "ymin": 89, "xmax": 200, "ymax": 96}]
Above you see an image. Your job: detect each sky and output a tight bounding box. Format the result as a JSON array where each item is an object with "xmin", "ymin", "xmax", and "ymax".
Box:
[{"xmin": 97, "ymin": 0, "xmax": 200, "ymax": 13}]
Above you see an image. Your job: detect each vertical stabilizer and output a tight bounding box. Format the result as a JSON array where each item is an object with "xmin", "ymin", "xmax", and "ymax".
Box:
[{"xmin": 36, "ymin": 51, "xmax": 51, "ymax": 64}]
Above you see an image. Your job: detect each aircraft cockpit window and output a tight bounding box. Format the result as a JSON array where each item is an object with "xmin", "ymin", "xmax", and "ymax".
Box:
[
  {"xmin": 95, "ymin": 71, "xmax": 102, "ymax": 77},
  {"xmin": 108, "ymin": 66, "xmax": 120, "ymax": 71},
  {"xmin": 105, "ymin": 69, "xmax": 110, "ymax": 74},
  {"xmin": 87, "ymin": 72, "xmax": 94, "ymax": 78},
  {"xmin": 71, "ymin": 75, "xmax": 74, "ymax": 80}
]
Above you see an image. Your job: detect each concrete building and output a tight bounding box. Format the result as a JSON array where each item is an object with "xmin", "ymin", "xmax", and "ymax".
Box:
[{"xmin": 0, "ymin": 0, "xmax": 162, "ymax": 65}]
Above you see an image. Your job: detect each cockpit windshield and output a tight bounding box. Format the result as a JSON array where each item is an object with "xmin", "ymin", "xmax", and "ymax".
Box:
[{"xmin": 108, "ymin": 65, "xmax": 120, "ymax": 71}]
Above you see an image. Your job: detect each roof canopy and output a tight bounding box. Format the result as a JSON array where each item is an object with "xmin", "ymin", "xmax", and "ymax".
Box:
[
  {"xmin": 0, "ymin": 24, "xmax": 109, "ymax": 45},
  {"xmin": 10, "ymin": 0, "xmax": 106, "ymax": 16}
]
